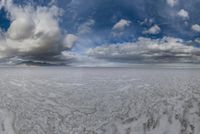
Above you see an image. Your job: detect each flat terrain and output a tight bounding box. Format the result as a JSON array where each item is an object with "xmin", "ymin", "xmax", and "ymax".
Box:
[{"xmin": 0, "ymin": 66, "xmax": 200, "ymax": 134}]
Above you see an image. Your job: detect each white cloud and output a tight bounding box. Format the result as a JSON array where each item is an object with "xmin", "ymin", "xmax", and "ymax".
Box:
[
  {"xmin": 140, "ymin": 18, "xmax": 154, "ymax": 26},
  {"xmin": 48, "ymin": 0, "xmax": 57, "ymax": 6},
  {"xmin": 87, "ymin": 37, "xmax": 200, "ymax": 63},
  {"xmin": 77, "ymin": 19, "xmax": 95, "ymax": 35},
  {"xmin": 191, "ymin": 24, "xmax": 200, "ymax": 32},
  {"xmin": 8, "ymin": 17, "xmax": 35, "ymax": 40},
  {"xmin": 0, "ymin": 0, "xmax": 77, "ymax": 61},
  {"xmin": 143, "ymin": 25, "xmax": 161, "ymax": 35},
  {"xmin": 60, "ymin": 51, "xmax": 78, "ymax": 61},
  {"xmin": 112, "ymin": 19, "xmax": 131, "ymax": 37},
  {"xmin": 195, "ymin": 38, "xmax": 200, "ymax": 44},
  {"xmin": 112, "ymin": 19, "xmax": 131, "ymax": 31},
  {"xmin": 166, "ymin": 0, "xmax": 178, "ymax": 7},
  {"xmin": 177, "ymin": 9, "xmax": 189, "ymax": 20},
  {"xmin": 63, "ymin": 34, "xmax": 78, "ymax": 49}
]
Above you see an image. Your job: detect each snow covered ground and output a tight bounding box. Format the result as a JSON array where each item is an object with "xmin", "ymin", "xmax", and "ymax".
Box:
[{"xmin": 0, "ymin": 66, "xmax": 199, "ymax": 134}]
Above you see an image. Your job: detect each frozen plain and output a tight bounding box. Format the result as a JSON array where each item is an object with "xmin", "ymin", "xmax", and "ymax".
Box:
[{"xmin": 0, "ymin": 66, "xmax": 200, "ymax": 134}]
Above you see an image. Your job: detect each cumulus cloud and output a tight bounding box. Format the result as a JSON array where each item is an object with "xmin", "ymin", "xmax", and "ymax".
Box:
[
  {"xmin": 166, "ymin": 0, "xmax": 178, "ymax": 7},
  {"xmin": 87, "ymin": 37, "xmax": 200, "ymax": 63},
  {"xmin": 112, "ymin": 19, "xmax": 131, "ymax": 31},
  {"xmin": 177, "ymin": 9, "xmax": 189, "ymax": 20},
  {"xmin": 112, "ymin": 19, "xmax": 131, "ymax": 37},
  {"xmin": 143, "ymin": 25, "xmax": 161, "ymax": 35},
  {"xmin": 0, "ymin": 0, "xmax": 77, "ymax": 64},
  {"xmin": 191, "ymin": 24, "xmax": 200, "ymax": 32}
]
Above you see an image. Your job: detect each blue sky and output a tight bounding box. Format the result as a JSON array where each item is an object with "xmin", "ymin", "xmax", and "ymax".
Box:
[
  {"xmin": 1, "ymin": 0, "xmax": 200, "ymax": 65},
  {"xmin": 11, "ymin": 0, "xmax": 200, "ymax": 40}
]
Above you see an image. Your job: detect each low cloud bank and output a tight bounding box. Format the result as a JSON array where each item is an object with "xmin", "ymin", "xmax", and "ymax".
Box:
[{"xmin": 87, "ymin": 37, "xmax": 200, "ymax": 63}]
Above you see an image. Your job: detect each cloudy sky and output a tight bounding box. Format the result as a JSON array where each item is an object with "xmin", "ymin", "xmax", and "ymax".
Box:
[{"xmin": 1, "ymin": 0, "xmax": 200, "ymax": 65}]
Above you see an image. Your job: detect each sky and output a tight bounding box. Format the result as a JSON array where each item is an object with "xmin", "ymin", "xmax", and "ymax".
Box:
[{"xmin": 1, "ymin": 0, "xmax": 200, "ymax": 65}]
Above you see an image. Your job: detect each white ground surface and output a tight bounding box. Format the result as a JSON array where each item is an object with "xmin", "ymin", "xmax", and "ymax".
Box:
[{"xmin": 0, "ymin": 66, "xmax": 199, "ymax": 134}]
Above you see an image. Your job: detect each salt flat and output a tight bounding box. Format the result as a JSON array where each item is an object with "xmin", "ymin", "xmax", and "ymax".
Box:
[{"xmin": 0, "ymin": 66, "xmax": 199, "ymax": 134}]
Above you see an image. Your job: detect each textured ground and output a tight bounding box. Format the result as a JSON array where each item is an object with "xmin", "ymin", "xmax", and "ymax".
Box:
[{"xmin": 0, "ymin": 66, "xmax": 200, "ymax": 134}]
